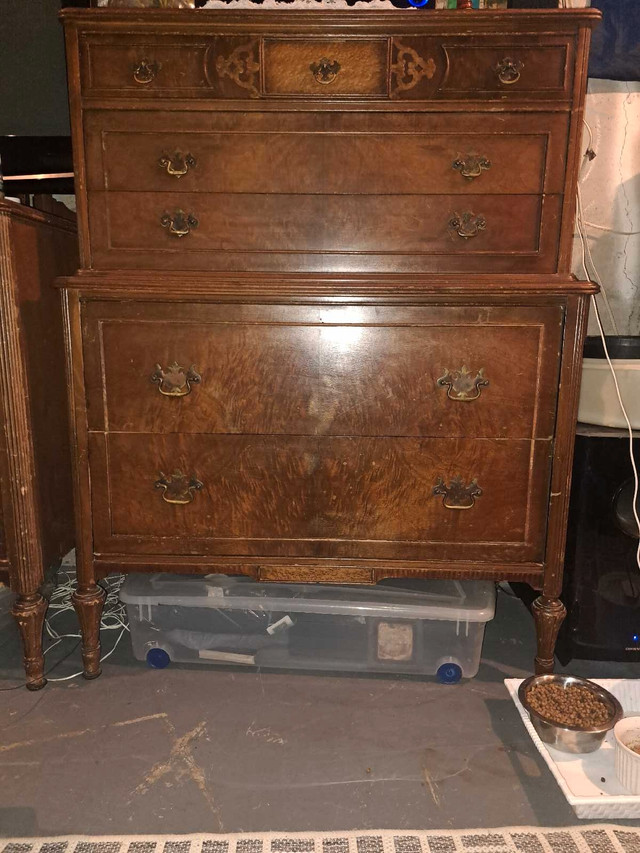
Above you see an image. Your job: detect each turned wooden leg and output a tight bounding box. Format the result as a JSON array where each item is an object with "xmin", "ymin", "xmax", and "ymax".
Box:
[
  {"xmin": 12, "ymin": 593, "xmax": 48, "ymax": 690},
  {"xmin": 72, "ymin": 583, "xmax": 106, "ymax": 680},
  {"xmin": 532, "ymin": 595, "xmax": 566, "ymax": 674}
]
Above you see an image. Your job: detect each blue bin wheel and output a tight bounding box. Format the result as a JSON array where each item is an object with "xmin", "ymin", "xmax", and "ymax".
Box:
[
  {"xmin": 437, "ymin": 662, "xmax": 463, "ymax": 684},
  {"xmin": 146, "ymin": 647, "xmax": 171, "ymax": 669}
]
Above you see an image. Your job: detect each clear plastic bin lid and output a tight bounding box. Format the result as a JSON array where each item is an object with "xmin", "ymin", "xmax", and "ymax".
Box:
[{"xmin": 120, "ymin": 573, "xmax": 496, "ymax": 623}]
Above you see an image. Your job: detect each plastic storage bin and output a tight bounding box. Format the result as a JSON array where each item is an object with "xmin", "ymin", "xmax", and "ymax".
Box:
[{"xmin": 120, "ymin": 574, "xmax": 496, "ymax": 682}]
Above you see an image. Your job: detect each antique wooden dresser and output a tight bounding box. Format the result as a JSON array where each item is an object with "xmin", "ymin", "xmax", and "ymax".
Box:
[
  {"xmin": 59, "ymin": 7, "xmax": 600, "ymax": 679},
  {"xmin": 0, "ymin": 198, "xmax": 77, "ymax": 688}
]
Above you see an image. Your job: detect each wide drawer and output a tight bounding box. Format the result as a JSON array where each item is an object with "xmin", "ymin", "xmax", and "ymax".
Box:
[
  {"xmin": 86, "ymin": 111, "xmax": 569, "ymax": 196},
  {"xmin": 86, "ymin": 191, "xmax": 562, "ymax": 274},
  {"xmin": 90, "ymin": 432, "xmax": 552, "ymax": 564},
  {"xmin": 79, "ymin": 32, "xmax": 575, "ymax": 102},
  {"xmin": 82, "ymin": 302, "xmax": 563, "ymax": 441}
]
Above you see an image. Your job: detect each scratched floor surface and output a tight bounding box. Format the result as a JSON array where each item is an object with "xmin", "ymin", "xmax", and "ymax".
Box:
[{"xmin": 1, "ymin": 590, "xmax": 638, "ymax": 837}]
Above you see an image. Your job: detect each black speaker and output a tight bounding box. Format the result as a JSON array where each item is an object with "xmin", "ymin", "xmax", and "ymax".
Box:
[{"xmin": 557, "ymin": 427, "xmax": 640, "ymax": 664}]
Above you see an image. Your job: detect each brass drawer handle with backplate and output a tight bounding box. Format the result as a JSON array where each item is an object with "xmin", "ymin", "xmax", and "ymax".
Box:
[
  {"xmin": 155, "ymin": 471, "xmax": 203, "ymax": 505},
  {"xmin": 494, "ymin": 57, "xmax": 524, "ymax": 85},
  {"xmin": 310, "ymin": 57, "xmax": 341, "ymax": 85},
  {"xmin": 158, "ymin": 152, "xmax": 197, "ymax": 178},
  {"xmin": 452, "ymin": 155, "xmax": 491, "ymax": 181},
  {"xmin": 132, "ymin": 59, "xmax": 160, "ymax": 84},
  {"xmin": 150, "ymin": 362, "xmax": 201, "ymax": 397},
  {"xmin": 449, "ymin": 212, "xmax": 486, "ymax": 239},
  {"xmin": 160, "ymin": 210, "xmax": 198, "ymax": 237},
  {"xmin": 437, "ymin": 366, "xmax": 489, "ymax": 401},
  {"xmin": 433, "ymin": 476, "xmax": 483, "ymax": 510}
]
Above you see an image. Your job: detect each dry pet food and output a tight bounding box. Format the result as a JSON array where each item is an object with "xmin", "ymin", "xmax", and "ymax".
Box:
[{"xmin": 527, "ymin": 683, "xmax": 610, "ymax": 727}]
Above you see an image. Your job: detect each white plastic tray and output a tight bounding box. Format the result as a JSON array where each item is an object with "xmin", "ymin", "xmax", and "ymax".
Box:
[{"xmin": 505, "ymin": 678, "xmax": 640, "ymax": 820}]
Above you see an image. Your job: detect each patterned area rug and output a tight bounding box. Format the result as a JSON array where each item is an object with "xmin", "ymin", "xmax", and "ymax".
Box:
[{"xmin": 2, "ymin": 829, "xmax": 640, "ymax": 853}]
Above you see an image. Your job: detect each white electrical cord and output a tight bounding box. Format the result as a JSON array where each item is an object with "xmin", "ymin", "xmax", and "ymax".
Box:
[
  {"xmin": 43, "ymin": 570, "xmax": 129, "ymax": 682},
  {"xmin": 575, "ymin": 119, "xmax": 640, "ymax": 570}
]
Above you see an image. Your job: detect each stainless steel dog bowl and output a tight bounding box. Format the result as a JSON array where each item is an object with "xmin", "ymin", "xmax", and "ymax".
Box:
[{"xmin": 518, "ymin": 674, "xmax": 623, "ymax": 754}]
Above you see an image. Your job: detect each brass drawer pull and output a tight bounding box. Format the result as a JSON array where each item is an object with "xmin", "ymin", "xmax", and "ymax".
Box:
[
  {"xmin": 449, "ymin": 212, "xmax": 486, "ymax": 239},
  {"xmin": 437, "ymin": 366, "xmax": 489, "ymax": 402},
  {"xmin": 133, "ymin": 59, "xmax": 160, "ymax": 85},
  {"xmin": 160, "ymin": 209, "xmax": 198, "ymax": 238},
  {"xmin": 158, "ymin": 152, "xmax": 197, "ymax": 178},
  {"xmin": 310, "ymin": 57, "xmax": 341, "ymax": 85},
  {"xmin": 433, "ymin": 476, "xmax": 483, "ymax": 511},
  {"xmin": 452, "ymin": 155, "xmax": 491, "ymax": 181},
  {"xmin": 494, "ymin": 57, "xmax": 524, "ymax": 85},
  {"xmin": 155, "ymin": 470, "xmax": 203, "ymax": 505},
  {"xmin": 151, "ymin": 362, "xmax": 201, "ymax": 397}
]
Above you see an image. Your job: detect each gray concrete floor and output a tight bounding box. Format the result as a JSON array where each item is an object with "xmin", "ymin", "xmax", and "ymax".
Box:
[{"xmin": 1, "ymin": 587, "xmax": 639, "ymax": 837}]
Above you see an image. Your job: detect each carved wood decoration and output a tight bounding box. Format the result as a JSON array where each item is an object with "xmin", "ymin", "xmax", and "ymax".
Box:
[
  {"xmin": 390, "ymin": 41, "xmax": 436, "ymax": 97},
  {"xmin": 215, "ymin": 41, "xmax": 260, "ymax": 99},
  {"xmin": 59, "ymin": 7, "xmax": 601, "ymax": 679}
]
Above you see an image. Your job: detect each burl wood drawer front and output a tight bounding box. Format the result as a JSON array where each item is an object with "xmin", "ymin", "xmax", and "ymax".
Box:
[
  {"xmin": 83, "ymin": 303, "xmax": 562, "ymax": 441},
  {"xmin": 87, "ymin": 191, "xmax": 561, "ymax": 274},
  {"xmin": 86, "ymin": 111, "xmax": 569, "ymax": 197},
  {"xmin": 263, "ymin": 39, "xmax": 387, "ymax": 96},
  {"xmin": 89, "ymin": 432, "xmax": 552, "ymax": 564}
]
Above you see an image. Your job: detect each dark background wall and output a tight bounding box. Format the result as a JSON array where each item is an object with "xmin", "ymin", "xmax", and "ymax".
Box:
[{"xmin": 0, "ymin": 0, "xmax": 72, "ymax": 136}]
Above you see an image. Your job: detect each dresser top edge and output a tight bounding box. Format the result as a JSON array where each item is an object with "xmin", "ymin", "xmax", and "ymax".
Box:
[{"xmin": 59, "ymin": 7, "xmax": 602, "ymax": 33}]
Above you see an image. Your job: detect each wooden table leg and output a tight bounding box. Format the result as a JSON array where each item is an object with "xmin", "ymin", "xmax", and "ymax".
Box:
[
  {"xmin": 12, "ymin": 592, "xmax": 48, "ymax": 690},
  {"xmin": 72, "ymin": 583, "xmax": 106, "ymax": 679},
  {"xmin": 532, "ymin": 595, "xmax": 566, "ymax": 674}
]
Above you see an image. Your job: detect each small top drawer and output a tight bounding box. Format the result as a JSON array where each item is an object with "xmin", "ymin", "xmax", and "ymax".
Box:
[
  {"xmin": 439, "ymin": 39, "xmax": 572, "ymax": 99},
  {"xmin": 82, "ymin": 35, "xmax": 211, "ymax": 96},
  {"xmin": 263, "ymin": 39, "xmax": 388, "ymax": 96}
]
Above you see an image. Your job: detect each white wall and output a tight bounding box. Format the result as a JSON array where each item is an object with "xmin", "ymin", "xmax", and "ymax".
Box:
[{"xmin": 572, "ymin": 80, "xmax": 640, "ymax": 336}]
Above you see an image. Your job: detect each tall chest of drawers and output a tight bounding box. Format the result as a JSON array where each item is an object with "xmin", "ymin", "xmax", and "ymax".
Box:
[{"xmin": 60, "ymin": 7, "xmax": 600, "ymax": 679}]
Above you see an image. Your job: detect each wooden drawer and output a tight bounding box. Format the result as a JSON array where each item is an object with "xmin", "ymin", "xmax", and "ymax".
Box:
[
  {"xmin": 85, "ymin": 111, "xmax": 569, "ymax": 196},
  {"xmin": 90, "ymin": 431, "xmax": 552, "ymax": 564},
  {"xmin": 439, "ymin": 38, "xmax": 573, "ymax": 100},
  {"xmin": 87, "ymin": 191, "xmax": 562, "ymax": 274},
  {"xmin": 263, "ymin": 39, "xmax": 388, "ymax": 96},
  {"xmin": 81, "ymin": 34, "xmax": 211, "ymax": 96},
  {"xmin": 82, "ymin": 302, "xmax": 563, "ymax": 440}
]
